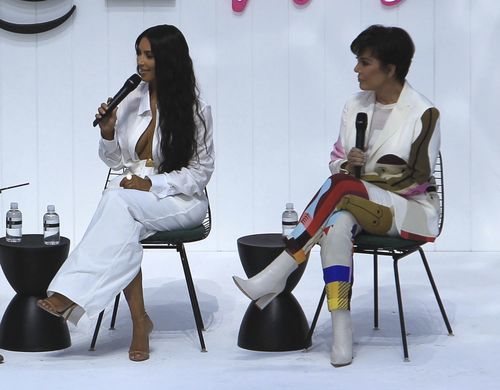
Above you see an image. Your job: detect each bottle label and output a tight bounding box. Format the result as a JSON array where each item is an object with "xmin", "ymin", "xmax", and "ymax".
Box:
[
  {"xmin": 282, "ymin": 221, "xmax": 298, "ymax": 226},
  {"xmin": 44, "ymin": 222, "xmax": 60, "ymax": 228},
  {"xmin": 6, "ymin": 219, "xmax": 22, "ymax": 228}
]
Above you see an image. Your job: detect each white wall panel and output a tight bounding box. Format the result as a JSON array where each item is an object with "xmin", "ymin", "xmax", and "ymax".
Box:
[
  {"xmin": 0, "ymin": 0, "xmax": 497, "ymax": 251},
  {"xmin": 107, "ymin": 1, "xmax": 144, "ymax": 89},
  {"xmin": 180, "ymin": 0, "xmax": 217, "ymax": 250},
  {"xmin": 434, "ymin": 0, "xmax": 471, "ymax": 251},
  {"xmin": 0, "ymin": 32, "xmax": 3, "ymax": 226},
  {"xmin": 36, "ymin": 23, "xmax": 74, "ymax": 240},
  {"xmin": 252, "ymin": 0, "xmax": 289, "ymax": 234},
  {"xmin": 360, "ymin": 0, "xmax": 399, "ymax": 28},
  {"xmin": 470, "ymin": 1, "xmax": 500, "ymax": 251},
  {"xmin": 399, "ymin": 0, "xmax": 435, "ymax": 101},
  {"xmin": 0, "ymin": 32, "xmax": 38, "ymax": 236},
  {"xmin": 72, "ymin": 0, "xmax": 108, "ymax": 242},
  {"xmin": 214, "ymin": 1, "xmax": 253, "ymax": 250},
  {"xmin": 325, "ymin": 0, "xmax": 362, "ymax": 163},
  {"xmin": 288, "ymin": 0, "xmax": 328, "ymax": 213}
]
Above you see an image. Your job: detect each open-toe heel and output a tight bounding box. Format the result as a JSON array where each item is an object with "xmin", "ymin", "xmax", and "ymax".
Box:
[
  {"xmin": 37, "ymin": 298, "xmax": 76, "ymax": 321},
  {"xmin": 129, "ymin": 350, "xmax": 150, "ymax": 362},
  {"xmin": 128, "ymin": 314, "xmax": 153, "ymax": 362}
]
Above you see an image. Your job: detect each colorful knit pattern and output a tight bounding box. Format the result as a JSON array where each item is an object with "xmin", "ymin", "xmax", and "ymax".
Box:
[
  {"xmin": 285, "ymin": 174, "xmax": 368, "ymax": 263},
  {"xmin": 323, "ymin": 265, "xmax": 352, "ymax": 311}
]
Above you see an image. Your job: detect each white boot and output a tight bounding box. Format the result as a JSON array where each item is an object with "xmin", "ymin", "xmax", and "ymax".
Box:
[
  {"xmin": 233, "ymin": 251, "xmax": 298, "ymax": 310},
  {"xmin": 330, "ymin": 309, "xmax": 353, "ymax": 367}
]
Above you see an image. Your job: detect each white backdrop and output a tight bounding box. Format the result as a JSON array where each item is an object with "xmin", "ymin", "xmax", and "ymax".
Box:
[{"xmin": 0, "ymin": 0, "xmax": 498, "ymax": 251}]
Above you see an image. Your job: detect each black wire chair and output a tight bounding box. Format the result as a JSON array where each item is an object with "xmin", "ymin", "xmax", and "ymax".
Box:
[
  {"xmin": 306, "ymin": 153, "xmax": 452, "ymax": 361},
  {"xmin": 89, "ymin": 169, "xmax": 212, "ymax": 352}
]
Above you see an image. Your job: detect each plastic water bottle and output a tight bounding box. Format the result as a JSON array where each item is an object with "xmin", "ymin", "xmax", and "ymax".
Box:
[
  {"xmin": 43, "ymin": 205, "xmax": 60, "ymax": 245},
  {"xmin": 6, "ymin": 202, "xmax": 22, "ymax": 243},
  {"xmin": 282, "ymin": 202, "xmax": 298, "ymax": 238}
]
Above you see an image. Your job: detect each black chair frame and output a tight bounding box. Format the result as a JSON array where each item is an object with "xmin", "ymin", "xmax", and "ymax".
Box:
[
  {"xmin": 89, "ymin": 169, "xmax": 211, "ymax": 352},
  {"xmin": 306, "ymin": 153, "xmax": 453, "ymax": 361}
]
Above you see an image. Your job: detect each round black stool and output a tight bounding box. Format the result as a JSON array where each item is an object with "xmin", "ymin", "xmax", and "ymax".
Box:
[
  {"xmin": 0, "ymin": 234, "xmax": 71, "ymax": 351},
  {"xmin": 237, "ymin": 233, "xmax": 311, "ymax": 351}
]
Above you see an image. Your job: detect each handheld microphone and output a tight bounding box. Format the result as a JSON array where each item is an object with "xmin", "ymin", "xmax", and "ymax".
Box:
[
  {"xmin": 355, "ymin": 112, "xmax": 368, "ymax": 179},
  {"xmin": 92, "ymin": 74, "xmax": 142, "ymax": 127}
]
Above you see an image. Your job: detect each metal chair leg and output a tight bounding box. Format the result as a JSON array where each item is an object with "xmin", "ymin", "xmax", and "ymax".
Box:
[
  {"xmin": 178, "ymin": 244, "xmax": 207, "ymax": 352},
  {"xmin": 393, "ymin": 258, "xmax": 410, "ymax": 362},
  {"xmin": 89, "ymin": 310, "xmax": 105, "ymax": 351},
  {"xmin": 305, "ymin": 288, "xmax": 327, "ymax": 349},
  {"xmin": 373, "ymin": 252, "xmax": 379, "ymax": 330},
  {"xmin": 109, "ymin": 294, "xmax": 121, "ymax": 330},
  {"xmin": 418, "ymin": 248, "xmax": 453, "ymax": 335}
]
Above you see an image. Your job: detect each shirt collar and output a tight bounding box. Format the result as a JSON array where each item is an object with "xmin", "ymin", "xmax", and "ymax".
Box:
[{"xmin": 137, "ymin": 82, "xmax": 151, "ymax": 116}]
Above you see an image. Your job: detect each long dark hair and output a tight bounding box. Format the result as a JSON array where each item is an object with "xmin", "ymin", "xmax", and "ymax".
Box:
[{"xmin": 135, "ymin": 25, "xmax": 206, "ymax": 173}]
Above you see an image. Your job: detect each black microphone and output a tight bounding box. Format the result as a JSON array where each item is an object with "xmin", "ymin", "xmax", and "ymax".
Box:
[
  {"xmin": 355, "ymin": 112, "xmax": 368, "ymax": 179},
  {"xmin": 93, "ymin": 74, "xmax": 142, "ymax": 127}
]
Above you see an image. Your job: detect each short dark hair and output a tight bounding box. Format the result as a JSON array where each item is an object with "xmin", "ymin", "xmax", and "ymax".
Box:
[{"xmin": 350, "ymin": 25, "xmax": 415, "ymax": 84}]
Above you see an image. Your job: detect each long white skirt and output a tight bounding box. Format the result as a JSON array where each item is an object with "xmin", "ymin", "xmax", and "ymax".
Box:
[{"xmin": 48, "ymin": 188, "xmax": 208, "ymax": 324}]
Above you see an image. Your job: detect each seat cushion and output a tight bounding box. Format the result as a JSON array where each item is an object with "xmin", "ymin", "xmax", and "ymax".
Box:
[
  {"xmin": 355, "ymin": 233, "xmax": 424, "ymax": 250},
  {"xmin": 141, "ymin": 224, "xmax": 206, "ymax": 244}
]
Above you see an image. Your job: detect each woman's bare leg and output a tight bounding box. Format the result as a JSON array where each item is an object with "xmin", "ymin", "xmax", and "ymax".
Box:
[{"xmin": 123, "ymin": 269, "xmax": 153, "ymax": 361}]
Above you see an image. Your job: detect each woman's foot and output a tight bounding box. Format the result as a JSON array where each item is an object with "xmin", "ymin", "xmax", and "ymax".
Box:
[
  {"xmin": 129, "ymin": 314, "xmax": 154, "ymax": 362},
  {"xmin": 37, "ymin": 293, "xmax": 76, "ymax": 320}
]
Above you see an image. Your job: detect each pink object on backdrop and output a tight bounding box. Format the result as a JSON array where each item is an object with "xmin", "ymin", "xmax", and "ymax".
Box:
[
  {"xmin": 294, "ymin": 0, "xmax": 311, "ymax": 5},
  {"xmin": 381, "ymin": 0, "xmax": 404, "ymax": 6},
  {"xmin": 232, "ymin": 0, "xmax": 248, "ymax": 13}
]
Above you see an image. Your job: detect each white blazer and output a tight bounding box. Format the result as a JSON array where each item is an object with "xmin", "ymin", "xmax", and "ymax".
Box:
[
  {"xmin": 330, "ymin": 82, "xmax": 441, "ymax": 242},
  {"xmin": 98, "ymin": 82, "xmax": 215, "ymax": 199}
]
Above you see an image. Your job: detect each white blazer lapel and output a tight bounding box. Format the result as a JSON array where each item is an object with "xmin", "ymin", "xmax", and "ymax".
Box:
[
  {"xmin": 366, "ymin": 82, "xmax": 413, "ymax": 161},
  {"xmin": 128, "ymin": 84, "xmax": 152, "ymax": 159}
]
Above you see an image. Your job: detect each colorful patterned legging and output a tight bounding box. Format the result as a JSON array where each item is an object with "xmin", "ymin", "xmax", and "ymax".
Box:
[{"xmin": 285, "ymin": 173, "xmax": 395, "ymax": 311}]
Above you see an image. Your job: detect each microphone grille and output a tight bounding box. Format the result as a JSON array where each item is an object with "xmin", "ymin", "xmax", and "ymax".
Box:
[
  {"xmin": 128, "ymin": 73, "xmax": 142, "ymax": 87},
  {"xmin": 355, "ymin": 112, "xmax": 368, "ymax": 130}
]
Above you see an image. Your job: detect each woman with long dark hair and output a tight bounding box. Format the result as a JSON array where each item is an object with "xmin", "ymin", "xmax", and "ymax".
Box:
[{"xmin": 37, "ymin": 25, "xmax": 214, "ymax": 362}]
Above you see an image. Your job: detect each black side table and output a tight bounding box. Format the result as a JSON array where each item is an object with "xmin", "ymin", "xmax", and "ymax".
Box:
[
  {"xmin": 237, "ymin": 233, "xmax": 311, "ymax": 351},
  {"xmin": 0, "ymin": 234, "xmax": 71, "ymax": 352}
]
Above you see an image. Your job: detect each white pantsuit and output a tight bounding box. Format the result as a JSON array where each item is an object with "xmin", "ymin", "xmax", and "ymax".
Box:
[{"xmin": 48, "ymin": 82, "xmax": 214, "ymax": 324}]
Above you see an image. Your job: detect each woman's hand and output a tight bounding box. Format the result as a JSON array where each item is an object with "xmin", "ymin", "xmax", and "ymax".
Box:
[
  {"xmin": 96, "ymin": 99, "xmax": 117, "ymax": 140},
  {"xmin": 120, "ymin": 175, "xmax": 152, "ymax": 192},
  {"xmin": 345, "ymin": 147, "xmax": 366, "ymax": 174}
]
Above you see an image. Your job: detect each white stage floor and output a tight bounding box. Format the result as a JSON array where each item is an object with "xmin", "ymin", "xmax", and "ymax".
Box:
[{"xmin": 0, "ymin": 250, "xmax": 499, "ymax": 389}]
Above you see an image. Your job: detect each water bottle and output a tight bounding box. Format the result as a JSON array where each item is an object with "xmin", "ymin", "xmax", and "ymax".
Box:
[
  {"xmin": 6, "ymin": 202, "xmax": 22, "ymax": 243},
  {"xmin": 282, "ymin": 202, "xmax": 298, "ymax": 238},
  {"xmin": 43, "ymin": 205, "xmax": 60, "ymax": 245}
]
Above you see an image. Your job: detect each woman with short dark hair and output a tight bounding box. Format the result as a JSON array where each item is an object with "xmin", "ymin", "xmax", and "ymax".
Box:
[
  {"xmin": 38, "ymin": 25, "xmax": 215, "ymax": 362},
  {"xmin": 234, "ymin": 25, "xmax": 440, "ymax": 367}
]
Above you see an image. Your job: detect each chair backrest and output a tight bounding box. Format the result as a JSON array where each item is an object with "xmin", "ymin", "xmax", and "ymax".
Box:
[{"xmin": 434, "ymin": 152, "xmax": 444, "ymax": 236}]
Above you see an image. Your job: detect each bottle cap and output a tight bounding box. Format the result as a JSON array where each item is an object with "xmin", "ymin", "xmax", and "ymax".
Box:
[
  {"xmin": 47, "ymin": 205, "xmax": 55, "ymax": 212},
  {"xmin": 10, "ymin": 202, "xmax": 18, "ymax": 209},
  {"xmin": 286, "ymin": 202, "xmax": 294, "ymax": 209}
]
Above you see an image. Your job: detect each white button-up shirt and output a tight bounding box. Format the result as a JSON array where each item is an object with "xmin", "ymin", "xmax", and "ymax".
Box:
[{"xmin": 98, "ymin": 81, "xmax": 215, "ymax": 198}]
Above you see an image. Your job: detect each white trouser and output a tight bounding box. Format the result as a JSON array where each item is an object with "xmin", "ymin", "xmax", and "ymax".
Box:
[{"xmin": 48, "ymin": 188, "xmax": 207, "ymax": 324}]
